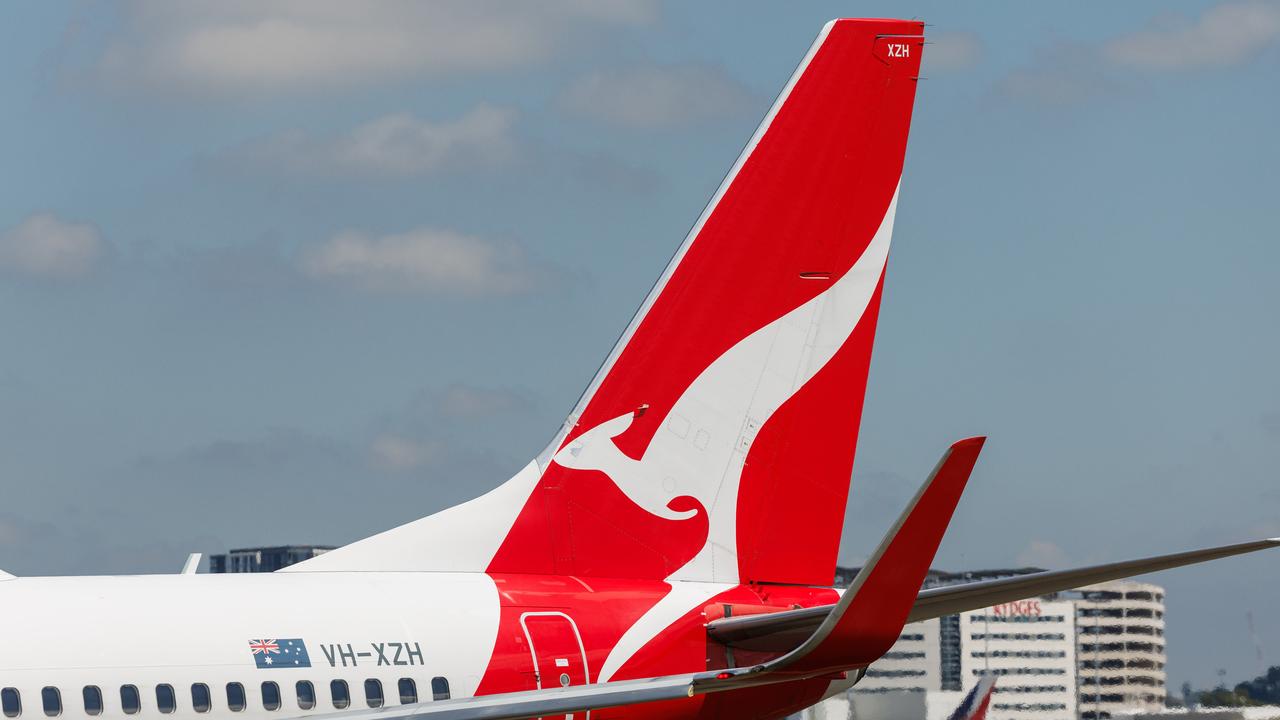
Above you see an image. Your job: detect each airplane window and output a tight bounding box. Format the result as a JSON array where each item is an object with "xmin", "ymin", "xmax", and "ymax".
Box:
[
  {"xmin": 363, "ymin": 680, "xmax": 383, "ymax": 709},
  {"xmin": 120, "ymin": 686, "xmax": 140, "ymax": 715},
  {"xmin": 329, "ymin": 681, "xmax": 349, "ymax": 710},
  {"xmin": 155, "ymin": 685, "xmax": 175, "ymax": 714},
  {"xmin": 82, "ymin": 687, "xmax": 102, "ymax": 716},
  {"xmin": 40, "ymin": 689, "xmax": 59, "ymax": 718},
  {"xmin": 398, "ymin": 679, "xmax": 417, "ymax": 705},
  {"xmin": 430, "ymin": 677, "xmax": 450, "ymax": 702},
  {"xmin": 295, "ymin": 681, "xmax": 314, "ymax": 711},
  {"xmin": 0, "ymin": 688, "xmax": 18, "ymax": 718},
  {"xmin": 225, "ymin": 683, "xmax": 245, "ymax": 713},
  {"xmin": 261, "ymin": 683, "xmax": 280, "ymax": 712},
  {"xmin": 190, "ymin": 684, "xmax": 211, "ymax": 714}
]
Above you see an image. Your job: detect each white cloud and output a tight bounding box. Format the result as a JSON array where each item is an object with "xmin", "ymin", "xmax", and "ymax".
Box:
[
  {"xmin": 230, "ymin": 106, "xmax": 517, "ymax": 178},
  {"xmin": 97, "ymin": 0, "xmax": 657, "ymax": 93},
  {"xmin": 438, "ymin": 384, "xmax": 532, "ymax": 420},
  {"xmin": 370, "ymin": 434, "xmax": 442, "ymax": 472},
  {"xmin": 926, "ymin": 32, "xmax": 983, "ymax": 71},
  {"xmin": 997, "ymin": 44, "xmax": 1116, "ymax": 106},
  {"xmin": 300, "ymin": 227, "xmax": 536, "ymax": 296},
  {"xmin": 562, "ymin": 63, "xmax": 752, "ymax": 129},
  {"xmin": 0, "ymin": 212, "xmax": 106, "ymax": 280},
  {"xmin": 999, "ymin": 1, "xmax": 1280, "ymax": 107},
  {"xmin": 0, "ymin": 518, "xmax": 26, "ymax": 547},
  {"xmin": 1105, "ymin": 0, "xmax": 1280, "ymax": 70},
  {"xmin": 1015, "ymin": 539, "xmax": 1071, "ymax": 569}
]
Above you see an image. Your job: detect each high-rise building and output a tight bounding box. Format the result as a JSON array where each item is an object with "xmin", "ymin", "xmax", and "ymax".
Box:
[
  {"xmin": 839, "ymin": 570, "xmax": 1167, "ymax": 720},
  {"xmin": 851, "ymin": 568, "xmax": 1046, "ymax": 697},
  {"xmin": 1069, "ymin": 581, "xmax": 1167, "ymax": 718},
  {"xmin": 858, "ymin": 617, "xmax": 943, "ymax": 693},
  {"xmin": 961, "ymin": 599, "xmax": 1078, "ymax": 720}
]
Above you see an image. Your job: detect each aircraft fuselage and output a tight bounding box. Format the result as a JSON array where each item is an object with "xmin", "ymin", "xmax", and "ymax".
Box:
[{"xmin": 0, "ymin": 572, "xmax": 841, "ymax": 720}]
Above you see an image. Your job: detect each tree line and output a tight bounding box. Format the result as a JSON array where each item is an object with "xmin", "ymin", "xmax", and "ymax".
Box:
[{"xmin": 1187, "ymin": 666, "xmax": 1280, "ymax": 707}]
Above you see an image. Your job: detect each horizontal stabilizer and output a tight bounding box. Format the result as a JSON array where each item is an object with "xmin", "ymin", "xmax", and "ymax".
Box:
[
  {"xmin": 708, "ymin": 537, "xmax": 1280, "ymax": 652},
  {"xmin": 908, "ymin": 537, "xmax": 1280, "ymax": 622}
]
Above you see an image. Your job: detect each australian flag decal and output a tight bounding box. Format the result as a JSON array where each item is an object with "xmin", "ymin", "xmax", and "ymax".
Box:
[{"xmin": 249, "ymin": 639, "xmax": 311, "ymax": 669}]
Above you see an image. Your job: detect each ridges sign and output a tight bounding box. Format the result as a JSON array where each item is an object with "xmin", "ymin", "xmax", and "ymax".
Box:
[{"xmin": 991, "ymin": 600, "xmax": 1042, "ymax": 617}]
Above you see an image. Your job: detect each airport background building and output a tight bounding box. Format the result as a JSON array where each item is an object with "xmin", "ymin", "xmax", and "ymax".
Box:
[
  {"xmin": 960, "ymin": 598, "xmax": 1078, "ymax": 720},
  {"xmin": 208, "ymin": 545, "xmax": 334, "ymax": 573},
  {"xmin": 799, "ymin": 570, "xmax": 1168, "ymax": 720},
  {"xmin": 1071, "ymin": 581, "xmax": 1167, "ymax": 718}
]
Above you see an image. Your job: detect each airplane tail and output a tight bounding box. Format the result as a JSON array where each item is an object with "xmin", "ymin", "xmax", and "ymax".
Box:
[
  {"xmin": 949, "ymin": 676, "xmax": 998, "ymax": 720},
  {"xmin": 289, "ymin": 19, "xmax": 926, "ymax": 585}
]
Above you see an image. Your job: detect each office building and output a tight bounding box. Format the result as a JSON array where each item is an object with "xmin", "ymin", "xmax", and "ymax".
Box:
[
  {"xmin": 208, "ymin": 545, "xmax": 335, "ymax": 573},
  {"xmin": 831, "ymin": 569, "xmax": 1168, "ymax": 720}
]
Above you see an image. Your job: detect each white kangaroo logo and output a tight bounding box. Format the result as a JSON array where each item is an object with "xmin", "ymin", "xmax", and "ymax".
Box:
[{"xmin": 554, "ymin": 188, "xmax": 898, "ymax": 587}]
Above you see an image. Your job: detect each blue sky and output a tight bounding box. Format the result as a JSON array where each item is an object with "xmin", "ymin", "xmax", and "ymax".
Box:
[{"xmin": 1, "ymin": 1, "xmax": 1278, "ymax": 689}]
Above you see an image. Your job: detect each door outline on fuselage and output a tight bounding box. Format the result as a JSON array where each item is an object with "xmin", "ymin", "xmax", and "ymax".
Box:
[{"xmin": 519, "ymin": 611, "xmax": 591, "ymax": 720}]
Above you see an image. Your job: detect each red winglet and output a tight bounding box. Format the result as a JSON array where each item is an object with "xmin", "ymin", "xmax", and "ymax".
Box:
[
  {"xmin": 693, "ymin": 437, "xmax": 985, "ymax": 690},
  {"xmin": 766, "ymin": 437, "xmax": 985, "ymax": 677}
]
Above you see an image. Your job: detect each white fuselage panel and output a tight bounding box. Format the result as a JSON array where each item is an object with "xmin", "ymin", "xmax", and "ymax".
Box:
[{"xmin": 0, "ymin": 572, "xmax": 500, "ymax": 720}]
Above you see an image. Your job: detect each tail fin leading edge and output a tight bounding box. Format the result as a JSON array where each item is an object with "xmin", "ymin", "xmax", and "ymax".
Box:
[
  {"xmin": 287, "ymin": 19, "xmax": 927, "ymax": 581},
  {"xmin": 490, "ymin": 18, "xmax": 927, "ymax": 584}
]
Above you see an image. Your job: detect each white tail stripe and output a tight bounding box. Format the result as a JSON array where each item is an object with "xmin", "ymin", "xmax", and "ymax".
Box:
[
  {"xmin": 590, "ymin": 188, "xmax": 899, "ymax": 681},
  {"xmin": 553, "ymin": 186, "xmax": 898, "ymax": 584}
]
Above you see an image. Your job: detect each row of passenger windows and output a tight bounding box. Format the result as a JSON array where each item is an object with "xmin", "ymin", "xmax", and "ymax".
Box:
[{"xmin": 0, "ymin": 678, "xmax": 451, "ymax": 718}]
